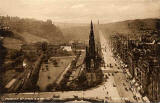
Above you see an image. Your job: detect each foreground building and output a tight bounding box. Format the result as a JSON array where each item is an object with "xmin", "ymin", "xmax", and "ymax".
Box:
[
  {"xmin": 84, "ymin": 21, "xmax": 103, "ymax": 86},
  {"xmin": 110, "ymin": 34, "xmax": 160, "ymax": 102}
]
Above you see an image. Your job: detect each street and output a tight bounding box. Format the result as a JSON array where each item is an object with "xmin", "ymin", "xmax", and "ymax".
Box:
[{"xmin": 99, "ymin": 30, "xmax": 149, "ymax": 102}]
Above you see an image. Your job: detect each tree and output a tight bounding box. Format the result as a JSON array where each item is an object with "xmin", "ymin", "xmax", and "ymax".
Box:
[
  {"xmin": 46, "ymin": 19, "xmax": 52, "ymax": 25},
  {"xmin": 46, "ymin": 84, "xmax": 53, "ymax": 91},
  {"xmin": 52, "ymin": 59, "xmax": 58, "ymax": 67}
]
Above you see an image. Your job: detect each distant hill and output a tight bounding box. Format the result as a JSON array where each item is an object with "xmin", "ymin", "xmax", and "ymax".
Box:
[
  {"xmin": 54, "ymin": 22, "xmax": 90, "ymax": 41},
  {"xmin": 61, "ymin": 26, "xmax": 90, "ymax": 41},
  {"xmin": 0, "ymin": 16, "xmax": 64, "ymax": 49},
  {"xmin": 101, "ymin": 18, "xmax": 160, "ymax": 40},
  {"xmin": 0, "ymin": 16, "xmax": 64, "ymax": 41},
  {"xmin": 59, "ymin": 18, "xmax": 160, "ymax": 41},
  {"xmin": 57, "ymin": 22, "xmax": 101, "ymax": 41},
  {"xmin": 54, "ymin": 22, "xmax": 88, "ymax": 29}
]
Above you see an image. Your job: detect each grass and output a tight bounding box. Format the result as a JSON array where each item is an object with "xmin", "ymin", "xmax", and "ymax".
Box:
[
  {"xmin": 2, "ymin": 37, "xmax": 23, "ymax": 50},
  {"xmin": 37, "ymin": 56, "xmax": 74, "ymax": 91},
  {"xmin": 2, "ymin": 70, "xmax": 20, "ymax": 86}
]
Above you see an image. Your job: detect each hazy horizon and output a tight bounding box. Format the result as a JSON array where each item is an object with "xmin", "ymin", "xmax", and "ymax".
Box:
[{"xmin": 0, "ymin": 0, "xmax": 160, "ymax": 23}]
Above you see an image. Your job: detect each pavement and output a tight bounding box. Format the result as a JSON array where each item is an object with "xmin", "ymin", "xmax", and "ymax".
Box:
[
  {"xmin": 99, "ymin": 30, "xmax": 149, "ymax": 102},
  {"xmin": 99, "ymin": 30, "xmax": 124, "ymax": 102},
  {"xmin": 56, "ymin": 63, "xmax": 71, "ymax": 85}
]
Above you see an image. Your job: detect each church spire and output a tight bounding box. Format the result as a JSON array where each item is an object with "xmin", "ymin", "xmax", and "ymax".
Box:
[
  {"xmin": 89, "ymin": 20, "xmax": 95, "ymax": 59},
  {"xmin": 90, "ymin": 20, "xmax": 94, "ymax": 38},
  {"xmin": 91, "ymin": 20, "xmax": 93, "ymax": 30},
  {"xmin": 85, "ymin": 20, "xmax": 97, "ymax": 70}
]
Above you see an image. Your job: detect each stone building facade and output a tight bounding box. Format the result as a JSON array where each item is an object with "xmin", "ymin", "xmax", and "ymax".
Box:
[{"xmin": 110, "ymin": 34, "xmax": 160, "ymax": 102}]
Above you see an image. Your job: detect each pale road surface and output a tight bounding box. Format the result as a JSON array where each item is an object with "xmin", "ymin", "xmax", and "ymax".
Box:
[
  {"xmin": 99, "ymin": 30, "xmax": 149, "ymax": 102},
  {"xmin": 56, "ymin": 63, "xmax": 71, "ymax": 84},
  {"xmin": 1, "ymin": 31, "xmax": 149, "ymax": 102},
  {"xmin": 98, "ymin": 31, "xmax": 123, "ymax": 102}
]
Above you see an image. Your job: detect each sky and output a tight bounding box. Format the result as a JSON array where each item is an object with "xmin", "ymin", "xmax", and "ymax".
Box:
[{"xmin": 0, "ymin": 0, "xmax": 160, "ymax": 23}]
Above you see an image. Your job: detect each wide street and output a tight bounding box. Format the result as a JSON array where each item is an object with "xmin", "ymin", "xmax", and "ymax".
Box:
[
  {"xmin": 99, "ymin": 30, "xmax": 135, "ymax": 102},
  {"xmin": 99, "ymin": 30, "xmax": 149, "ymax": 102}
]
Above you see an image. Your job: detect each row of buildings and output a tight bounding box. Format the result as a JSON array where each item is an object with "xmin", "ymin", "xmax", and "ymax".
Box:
[{"xmin": 110, "ymin": 33, "xmax": 160, "ymax": 102}]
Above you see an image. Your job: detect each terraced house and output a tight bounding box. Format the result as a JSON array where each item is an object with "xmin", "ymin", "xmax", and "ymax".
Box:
[{"xmin": 110, "ymin": 34, "xmax": 160, "ymax": 102}]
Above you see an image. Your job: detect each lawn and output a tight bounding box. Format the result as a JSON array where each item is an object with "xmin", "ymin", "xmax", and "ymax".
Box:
[{"xmin": 37, "ymin": 56, "xmax": 74, "ymax": 91}]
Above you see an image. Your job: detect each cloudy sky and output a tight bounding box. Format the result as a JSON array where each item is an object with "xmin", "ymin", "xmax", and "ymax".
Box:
[{"xmin": 0, "ymin": 0, "xmax": 160, "ymax": 23}]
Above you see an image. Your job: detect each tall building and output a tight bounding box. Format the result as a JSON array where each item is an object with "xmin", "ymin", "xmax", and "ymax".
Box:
[
  {"xmin": 84, "ymin": 21, "xmax": 103, "ymax": 86},
  {"xmin": 89, "ymin": 20, "xmax": 96, "ymax": 60},
  {"xmin": 86, "ymin": 21, "xmax": 96, "ymax": 70}
]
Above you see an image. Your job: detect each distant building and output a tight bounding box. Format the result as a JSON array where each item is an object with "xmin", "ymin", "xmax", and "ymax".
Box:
[
  {"xmin": 72, "ymin": 42, "xmax": 86, "ymax": 51},
  {"xmin": 23, "ymin": 58, "xmax": 30, "ymax": 68},
  {"xmin": 61, "ymin": 46, "xmax": 72, "ymax": 51}
]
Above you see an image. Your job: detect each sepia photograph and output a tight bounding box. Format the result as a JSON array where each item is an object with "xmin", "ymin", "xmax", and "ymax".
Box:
[{"xmin": 0, "ymin": 0, "xmax": 160, "ymax": 102}]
